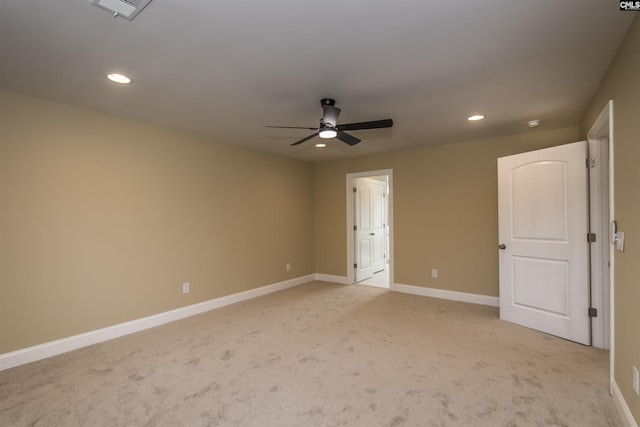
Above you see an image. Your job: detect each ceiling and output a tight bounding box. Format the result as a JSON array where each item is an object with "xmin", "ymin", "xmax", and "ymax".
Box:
[{"xmin": 0, "ymin": 1, "xmax": 635, "ymax": 163}]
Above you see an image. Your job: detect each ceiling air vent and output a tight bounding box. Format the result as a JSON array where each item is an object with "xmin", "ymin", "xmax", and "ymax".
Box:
[{"xmin": 92, "ymin": 0, "xmax": 153, "ymax": 21}]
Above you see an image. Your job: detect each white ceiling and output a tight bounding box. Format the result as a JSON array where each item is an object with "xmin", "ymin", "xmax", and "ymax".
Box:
[{"xmin": 0, "ymin": 1, "xmax": 635, "ymax": 162}]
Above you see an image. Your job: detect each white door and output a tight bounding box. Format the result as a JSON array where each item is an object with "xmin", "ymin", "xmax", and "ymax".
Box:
[
  {"xmin": 498, "ymin": 141, "xmax": 590, "ymax": 345},
  {"xmin": 355, "ymin": 178, "xmax": 386, "ymax": 282}
]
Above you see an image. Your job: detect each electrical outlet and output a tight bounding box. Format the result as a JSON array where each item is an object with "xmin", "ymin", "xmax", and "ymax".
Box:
[
  {"xmin": 431, "ymin": 269, "xmax": 438, "ymax": 278},
  {"xmin": 286, "ymin": 263, "xmax": 291, "ymax": 272},
  {"xmin": 633, "ymin": 366, "xmax": 639, "ymax": 395},
  {"xmin": 182, "ymin": 282, "xmax": 190, "ymax": 294}
]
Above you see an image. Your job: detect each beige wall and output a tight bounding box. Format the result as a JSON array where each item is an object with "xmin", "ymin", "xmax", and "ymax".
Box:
[
  {"xmin": 581, "ymin": 15, "xmax": 640, "ymax": 422},
  {"xmin": 315, "ymin": 127, "xmax": 579, "ymax": 297},
  {"xmin": 0, "ymin": 90, "xmax": 315, "ymax": 354}
]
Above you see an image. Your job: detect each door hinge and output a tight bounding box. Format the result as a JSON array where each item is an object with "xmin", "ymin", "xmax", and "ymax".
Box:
[
  {"xmin": 353, "ymin": 187, "xmax": 357, "ymax": 193},
  {"xmin": 354, "ymin": 263, "xmax": 357, "ymax": 269},
  {"xmin": 588, "ymin": 233, "xmax": 596, "ymax": 243},
  {"xmin": 586, "ymin": 158, "xmax": 595, "ymax": 168},
  {"xmin": 588, "ymin": 307, "xmax": 598, "ymax": 318},
  {"xmin": 353, "ymin": 225, "xmax": 357, "ymax": 231}
]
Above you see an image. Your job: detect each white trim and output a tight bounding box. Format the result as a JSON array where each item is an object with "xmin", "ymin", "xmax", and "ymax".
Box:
[
  {"xmin": 587, "ymin": 100, "xmax": 615, "ymax": 394},
  {"xmin": 588, "ymin": 137, "xmax": 610, "ymax": 349},
  {"xmin": 314, "ymin": 273, "xmax": 349, "ymax": 284},
  {"xmin": 392, "ymin": 283, "xmax": 499, "ymax": 307},
  {"xmin": 612, "ymin": 380, "xmax": 639, "ymax": 427},
  {"xmin": 346, "ymin": 169, "xmax": 394, "ymax": 287},
  {"xmin": 0, "ymin": 274, "xmax": 313, "ymax": 371}
]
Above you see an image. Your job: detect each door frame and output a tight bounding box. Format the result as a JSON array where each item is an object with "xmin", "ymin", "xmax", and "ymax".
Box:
[
  {"xmin": 346, "ymin": 169, "xmax": 394, "ymax": 286},
  {"xmin": 587, "ymin": 137, "xmax": 610, "ymax": 350},
  {"xmin": 586, "ymin": 100, "xmax": 614, "ymax": 393}
]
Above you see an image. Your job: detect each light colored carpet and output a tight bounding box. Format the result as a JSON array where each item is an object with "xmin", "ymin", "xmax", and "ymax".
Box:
[
  {"xmin": 359, "ymin": 269, "xmax": 389, "ymax": 289},
  {"xmin": 0, "ymin": 282, "xmax": 621, "ymax": 426}
]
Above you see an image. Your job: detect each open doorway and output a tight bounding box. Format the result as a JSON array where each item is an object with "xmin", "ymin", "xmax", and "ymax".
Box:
[{"xmin": 346, "ymin": 169, "xmax": 393, "ymax": 289}]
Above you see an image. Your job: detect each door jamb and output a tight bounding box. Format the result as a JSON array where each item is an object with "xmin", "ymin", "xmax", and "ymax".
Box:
[
  {"xmin": 587, "ymin": 100, "xmax": 614, "ymax": 394},
  {"xmin": 587, "ymin": 138, "xmax": 610, "ymax": 350},
  {"xmin": 346, "ymin": 169, "xmax": 394, "ymax": 287}
]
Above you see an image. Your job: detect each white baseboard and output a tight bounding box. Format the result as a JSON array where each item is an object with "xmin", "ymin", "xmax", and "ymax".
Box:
[
  {"xmin": 314, "ymin": 273, "xmax": 349, "ymax": 285},
  {"xmin": 392, "ymin": 283, "xmax": 499, "ymax": 307},
  {"xmin": 311, "ymin": 276, "xmax": 499, "ymax": 308},
  {"xmin": 0, "ymin": 274, "xmax": 314, "ymax": 371},
  {"xmin": 613, "ymin": 380, "xmax": 639, "ymax": 427}
]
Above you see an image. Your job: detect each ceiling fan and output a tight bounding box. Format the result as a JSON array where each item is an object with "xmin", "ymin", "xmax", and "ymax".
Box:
[{"xmin": 266, "ymin": 99, "xmax": 393, "ymax": 146}]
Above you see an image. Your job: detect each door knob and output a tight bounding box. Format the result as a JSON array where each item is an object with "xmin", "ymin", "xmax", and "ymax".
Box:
[
  {"xmin": 370, "ymin": 233, "xmax": 375, "ymax": 236},
  {"xmin": 498, "ymin": 244, "xmax": 506, "ymax": 250}
]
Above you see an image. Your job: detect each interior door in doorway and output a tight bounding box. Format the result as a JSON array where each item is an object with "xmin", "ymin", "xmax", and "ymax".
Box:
[
  {"xmin": 497, "ymin": 141, "xmax": 590, "ymax": 345},
  {"xmin": 355, "ymin": 178, "xmax": 386, "ymax": 282}
]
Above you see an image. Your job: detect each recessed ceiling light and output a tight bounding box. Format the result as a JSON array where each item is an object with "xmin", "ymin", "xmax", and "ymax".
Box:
[
  {"xmin": 106, "ymin": 73, "xmax": 131, "ymax": 84},
  {"xmin": 528, "ymin": 119, "xmax": 541, "ymax": 128},
  {"xmin": 467, "ymin": 114, "xmax": 485, "ymax": 121},
  {"xmin": 315, "ymin": 142, "xmax": 327, "ymax": 148}
]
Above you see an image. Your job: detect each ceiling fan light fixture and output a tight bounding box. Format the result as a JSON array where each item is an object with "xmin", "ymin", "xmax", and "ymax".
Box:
[
  {"xmin": 268, "ymin": 98, "xmax": 393, "ymax": 147},
  {"xmin": 319, "ymin": 128, "xmax": 337, "ymax": 139}
]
